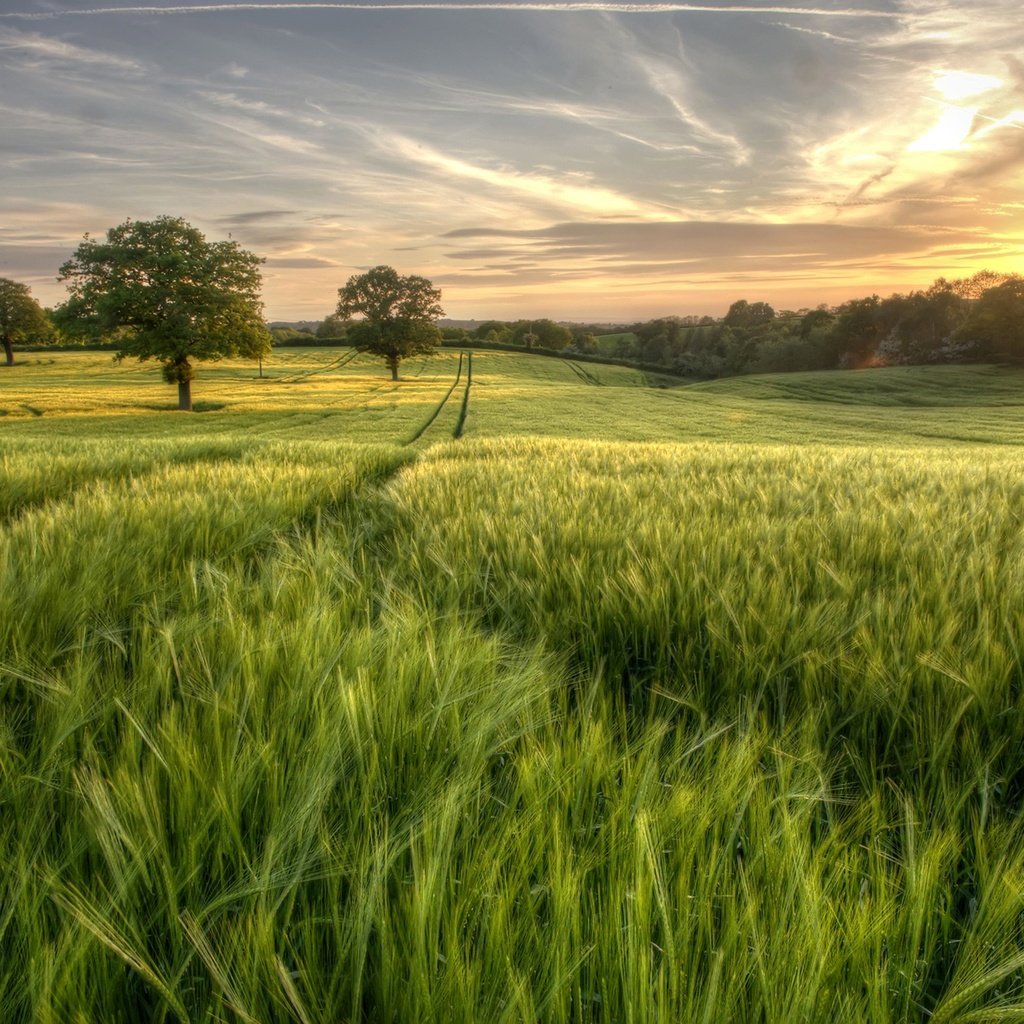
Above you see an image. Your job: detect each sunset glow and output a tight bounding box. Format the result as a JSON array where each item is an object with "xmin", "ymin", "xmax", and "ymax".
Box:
[
  {"xmin": 907, "ymin": 106, "xmax": 976, "ymax": 154},
  {"xmin": 934, "ymin": 70, "xmax": 1003, "ymax": 101},
  {"xmin": 1, "ymin": 0, "xmax": 1021, "ymax": 320}
]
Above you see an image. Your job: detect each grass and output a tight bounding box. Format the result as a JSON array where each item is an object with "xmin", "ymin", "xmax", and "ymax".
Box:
[{"xmin": 1, "ymin": 349, "xmax": 1024, "ymax": 1021}]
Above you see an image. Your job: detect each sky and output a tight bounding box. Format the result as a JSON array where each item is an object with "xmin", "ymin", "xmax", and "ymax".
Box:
[{"xmin": 0, "ymin": 0, "xmax": 1022, "ymax": 321}]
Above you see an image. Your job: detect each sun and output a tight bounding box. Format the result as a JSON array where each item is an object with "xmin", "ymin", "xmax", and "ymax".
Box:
[
  {"xmin": 934, "ymin": 70, "xmax": 1003, "ymax": 101},
  {"xmin": 907, "ymin": 105, "xmax": 976, "ymax": 153}
]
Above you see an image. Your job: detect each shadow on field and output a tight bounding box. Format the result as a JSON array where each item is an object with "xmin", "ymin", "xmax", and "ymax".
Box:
[{"xmin": 139, "ymin": 401, "xmax": 229, "ymax": 412}]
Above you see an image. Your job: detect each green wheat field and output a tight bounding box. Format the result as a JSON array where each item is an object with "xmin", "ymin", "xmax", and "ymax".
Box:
[{"xmin": 3, "ymin": 348, "xmax": 1024, "ymax": 1022}]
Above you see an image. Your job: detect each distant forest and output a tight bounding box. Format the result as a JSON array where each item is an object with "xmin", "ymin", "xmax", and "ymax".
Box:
[{"xmin": 280, "ymin": 269, "xmax": 1023, "ymax": 379}]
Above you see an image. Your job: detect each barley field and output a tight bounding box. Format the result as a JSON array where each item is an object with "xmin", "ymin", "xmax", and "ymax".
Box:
[{"xmin": 2, "ymin": 349, "xmax": 1024, "ymax": 1022}]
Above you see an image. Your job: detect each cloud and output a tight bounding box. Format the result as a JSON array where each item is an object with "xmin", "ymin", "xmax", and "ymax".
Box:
[
  {"xmin": 217, "ymin": 209, "xmax": 300, "ymax": 225},
  {"xmin": 933, "ymin": 70, "xmax": 1003, "ymax": 101},
  {"xmin": 767, "ymin": 20, "xmax": 858, "ymax": 44},
  {"xmin": 375, "ymin": 131, "xmax": 671, "ymax": 220},
  {"xmin": 0, "ymin": 4, "xmax": 904, "ymax": 20},
  {"xmin": 0, "ymin": 201, "xmax": 111, "ymax": 240},
  {"xmin": 2, "ymin": 0, "xmax": 1020, "ymax": 321},
  {"xmin": 0, "ymin": 244, "xmax": 76, "ymax": 283},
  {"xmin": 614, "ymin": 25, "xmax": 750, "ymax": 164},
  {"xmin": 198, "ymin": 90, "xmax": 326, "ymax": 127},
  {"xmin": 190, "ymin": 110, "xmax": 324, "ymax": 155},
  {"xmin": 0, "ymin": 26, "xmax": 142, "ymax": 71},
  {"xmin": 266, "ymin": 255, "xmax": 342, "ymax": 267},
  {"xmin": 441, "ymin": 219, "xmax": 1021, "ymax": 280}
]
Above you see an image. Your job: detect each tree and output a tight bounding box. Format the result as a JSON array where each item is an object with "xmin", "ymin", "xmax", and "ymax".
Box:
[
  {"xmin": 316, "ymin": 313, "xmax": 347, "ymax": 339},
  {"xmin": 55, "ymin": 216, "xmax": 271, "ymax": 410},
  {"xmin": 569, "ymin": 328, "xmax": 598, "ymax": 354},
  {"xmin": 723, "ymin": 299, "xmax": 775, "ymax": 329},
  {"xmin": 510, "ymin": 318, "xmax": 572, "ymax": 351},
  {"xmin": 831, "ymin": 295, "xmax": 886, "ymax": 367},
  {"xmin": 0, "ymin": 278, "xmax": 51, "ymax": 366},
  {"xmin": 336, "ymin": 265, "xmax": 443, "ymax": 380},
  {"xmin": 955, "ymin": 276, "xmax": 1024, "ymax": 363},
  {"xmin": 473, "ymin": 320, "xmax": 511, "ymax": 341}
]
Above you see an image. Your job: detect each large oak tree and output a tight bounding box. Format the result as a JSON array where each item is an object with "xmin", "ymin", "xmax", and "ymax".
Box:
[
  {"xmin": 0, "ymin": 278, "xmax": 51, "ymax": 366},
  {"xmin": 336, "ymin": 265, "xmax": 444, "ymax": 380},
  {"xmin": 56, "ymin": 216, "xmax": 271, "ymax": 410}
]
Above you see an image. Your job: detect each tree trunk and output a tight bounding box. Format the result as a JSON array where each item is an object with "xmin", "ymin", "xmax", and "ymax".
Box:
[
  {"xmin": 178, "ymin": 379, "xmax": 192, "ymax": 411},
  {"xmin": 389, "ymin": 358, "xmax": 399, "ymax": 381},
  {"xmin": 2, "ymin": 337, "xmax": 12, "ymax": 366}
]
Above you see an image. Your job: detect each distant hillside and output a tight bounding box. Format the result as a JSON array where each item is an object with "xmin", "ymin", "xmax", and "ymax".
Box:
[
  {"xmin": 269, "ymin": 321, "xmax": 319, "ymax": 333},
  {"xmin": 439, "ymin": 318, "xmax": 631, "ymax": 332}
]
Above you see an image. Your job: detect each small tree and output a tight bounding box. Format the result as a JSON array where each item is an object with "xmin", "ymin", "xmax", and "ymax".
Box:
[
  {"xmin": 0, "ymin": 278, "xmax": 51, "ymax": 366},
  {"xmin": 56, "ymin": 216, "xmax": 271, "ymax": 410},
  {"xmin": 336, "ymin": 266, "xmax": 443, "ymax": 380}
]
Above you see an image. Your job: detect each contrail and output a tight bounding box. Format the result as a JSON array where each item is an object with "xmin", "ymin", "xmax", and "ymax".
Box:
[{"xmin": 0, "ymin": 3, "xmax": 902, "ymax": 20}]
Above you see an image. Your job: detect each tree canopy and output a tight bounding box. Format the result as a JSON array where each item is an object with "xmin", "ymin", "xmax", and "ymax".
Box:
[
  {"xmin": 723, "ymin": 299, "xmax": 775, "ymax": 329},
  {"xmin": 0, "ymin": 278, "xmax": 51, "ymax": 366},
  {"xmin": 955, "ymin": 275, "xmax": 1024, "ymax": 364},
  {"xmin": 336, "ymin": 265, "xmax": 444, "ymax": 380},
  {"xmin": 316, "ymin": 313, "xmax": 348, "ymax": 339},
  {"xmin": 510, "ymin": 318, "xmax": 572, "ymax": 351},
  {"xmin": 56, "ymin": 216, "xmax": 271, "ymax": 410}
]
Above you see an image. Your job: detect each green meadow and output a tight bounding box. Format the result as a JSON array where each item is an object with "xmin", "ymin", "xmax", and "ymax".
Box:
[{"xmin": 3, "ymin": 348, "xmax": 1024, "ymax": 1022}]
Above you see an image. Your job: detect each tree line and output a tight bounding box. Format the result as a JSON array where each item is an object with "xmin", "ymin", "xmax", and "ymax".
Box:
[
  {"xmin": 1, "ymin": 213, "xmax": 1021, "ymax": 411},
  {"xmin": 609, "ymin": 272, "xmax": 1024, "ymax": 377},
  {"xmin": 421, "ymin": 272, "xmax": 1023, "ymax": 377}
]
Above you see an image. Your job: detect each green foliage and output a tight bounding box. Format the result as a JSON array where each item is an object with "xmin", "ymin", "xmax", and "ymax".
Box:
[
  {"xmin": 316, "ymin": 312, "xmax": 347, "ymax": 339},
  {"xmin": 600, "ymin": 271, "xmax": 1018, "ymax": 379},
  {"xmin": 955, "ymin": 275, "xmax": 1024, "ymax": 363},
  {"xmin": 269, "ymin": 326, "xmax": 313, "ymax": 343},
  {"xmin": 336, "ymin": 265, "xmax": 444, "ymax": 380},
  {"xmin": 569, "ymin": 328, "xmax": 598, "ymax": 353},
  {"xmin": 723, "ymin": 298, "xmax": 775, "ymax": 328},
  {"xmin": 472, "ymin": 319, "xmax": 512, "ymax": 341},
  {"xmin": 0, "ymin": 277, "xmax": 51, "ymax": 365},
  {"xmin": 510, "ymin": 318, "xmax": 573, "ymax": 350},
  {"xmin": 595, "ymin": 330, "xmax": 638, "ymax": 357},
  {"xmin": 56, "ymin": 216, "xmax": 271, "ymax": 409}
]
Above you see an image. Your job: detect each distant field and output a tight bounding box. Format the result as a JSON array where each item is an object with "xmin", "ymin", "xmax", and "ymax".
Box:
[
  {"xmin": 3, "ymin": 349, "xmax": 1024, "ymax": 1021},
  {"xmin": 3, "ymin": 347, "xmax": 1022, "ymax": 446}
]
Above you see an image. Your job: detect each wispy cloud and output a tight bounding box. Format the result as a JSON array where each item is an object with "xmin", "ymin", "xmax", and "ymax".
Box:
[
  {"xmin": 198, "ymin": 90, "xmax": 326, "ymax": 126},
  {"xmin": 0, "ymin": 26, "xmax": 142, "ymax": 71},
  {"xmin": 443, "ymin": 219, "xmax": 975, "ymax": 264},
  {"xmin": 376, "ymin": 131, "xmax": 672, "ymax": 220},
  {"xmin": 0, "ymin": 3, "xmax": 903, "ymax": 20},
  {"xmin": 625, "ymin": 46, "xmax": 750, "ymax": 164},
  {"xmin": 767, "ymin": 20, "xmax": 858, "ymax": 44},
  {"xmin": 219, "ymin": 209, "xmax": 298, "ymax": 223}
]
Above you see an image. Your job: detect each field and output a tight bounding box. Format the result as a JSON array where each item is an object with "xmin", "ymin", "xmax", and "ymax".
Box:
[{"xmin": 2, "ymin": 348, "xmax": 1024, "ymax": 1022}]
